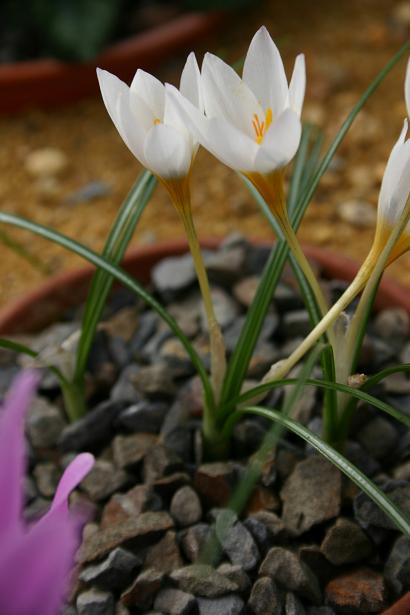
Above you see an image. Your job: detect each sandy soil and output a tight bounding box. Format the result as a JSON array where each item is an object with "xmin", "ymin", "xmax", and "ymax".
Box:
[{"xmin": 0, "ymin": 0, "xmax": 409, "ymax": 309}]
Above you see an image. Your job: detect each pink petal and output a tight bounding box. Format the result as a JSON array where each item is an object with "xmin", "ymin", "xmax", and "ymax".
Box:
[
  {"xmin": 0, "ymin": 510, "xmax": 79, "ymax": 615},
  {"xmin": 50, "ymin": 453, "xmax": 95, "ymax": 514},
  {"xmin": 0, "ymin": 371, "xmax": 39, "ymax": 535}
]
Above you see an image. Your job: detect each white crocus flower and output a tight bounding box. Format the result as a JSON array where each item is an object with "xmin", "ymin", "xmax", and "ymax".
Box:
[
  {"xmin": 168, "ymin": 26, "xmax": 305, "ymax": 182},
  {"xmin": 97, "ymin": 52, "xmax": 203, "ymax": 180},
  {"xmin": 372, "ymin": 118, "xmax": 410, "ymax": 261}
]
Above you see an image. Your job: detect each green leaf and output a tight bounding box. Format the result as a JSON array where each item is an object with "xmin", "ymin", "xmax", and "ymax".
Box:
[
  {"xmin": 229, "ymin": 376, "xmax": 410, "ymax": 429},
  {"xmin": 364, "ymin": 364, "xmax": 410, "ymax": 389},
  {"xmin": 74, "ymin": 172, "xmax": 156, "ymax": 383},
  {"xmin": 0, "ymin": 337, "xmax": 67, "ymax": 383},
  {"xmin": 0, "ymin": 228, "xmax": 50, "ymax": 275},
  {"xmin": 0, "ymin": 211, "xmax": 215, "ymax": 413},
  {"xmin": 242, "ymin": 404, "xmax": 410, "ymax": 536}
]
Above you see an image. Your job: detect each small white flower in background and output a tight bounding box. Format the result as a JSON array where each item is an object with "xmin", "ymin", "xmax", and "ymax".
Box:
[
  {"xmin": 168, "ymin": 26, "xmax": 305, "ymax": 176},
  {"xmin": 374, "ymin": 117, "xmax": 410, "ymax": 259},
  {"xmin": 97, "ymin": 52, "xmax": 203, "ymax": 180}
]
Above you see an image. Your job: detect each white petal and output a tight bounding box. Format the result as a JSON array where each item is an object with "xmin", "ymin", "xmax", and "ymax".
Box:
[
  {"xmin": 131, "ymin": 69, "xmax": 165, "ymax": 119},
  {"xmin": 164, "ymin": 86, "xmax": 192, "ymax": 142},
  {"xmin": 202, "ymin": 52, "xmax": 262, "ymax": 137},
  {"xmin": 166, "ymin": 84, "xmax": 205, "ymax": 137},
  {"xmin": 97, "ymin": 68, "xmax": 148, "ymax": 164},
  {"xmin": 405, "ymin": 57, "xmax": 410, "ymax": 119},
  {"xmin": 378, "ymin": 120, "xmax": 409, "ymax": 223},
  {"xmin": 288, "ymin": 54, "xmax": 306, "ymax": 117},
  {"xmin": 255, "ymin": 109, "xmax": 302, "ymax": 173},
  {"xmin": 199, "ymin": 117, "xmax": 258, "ymax": 171},
  {"xmin": 180, "ymin": 52, "xmax": 204, "ymax": 111},
  {"xmin": 243, "ymin": 26, "xmax": 288, "ymax": 116},
  {"xmin": 143, "ymin": 124, "xmax": 192, "ymax": 179}
]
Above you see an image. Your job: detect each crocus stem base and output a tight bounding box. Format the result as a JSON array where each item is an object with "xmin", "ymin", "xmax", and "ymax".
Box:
[{"xmin": 61, "ymin": 381, "xmax": 87, "ymax": 422}]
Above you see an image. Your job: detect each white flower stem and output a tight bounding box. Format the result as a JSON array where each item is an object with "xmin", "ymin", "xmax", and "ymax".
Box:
[{"xmin": 162, "ymin": 176, "xmax": 226, "ymax": 407}]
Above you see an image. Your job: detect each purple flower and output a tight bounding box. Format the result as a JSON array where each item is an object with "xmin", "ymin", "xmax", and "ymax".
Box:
[{"xmin": 0, "ymin": 371, "xmax": 94, "ymax": 615}]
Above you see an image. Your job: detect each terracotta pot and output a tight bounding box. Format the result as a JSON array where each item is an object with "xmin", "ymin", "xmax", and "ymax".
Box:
[
  {"xmin": 0, "ymin": 238, "xmax": 409, "ymax": 335},
  {"xmin": 0, "ymin": 238, "xmax": 409, "ymax": 614},
  {"xmin": 0, "ymin": 11, "xmax": 224, "ymax": 114},
  {"xmin": 381, "ymin": 592, "xmax": 410, "ymax": 615}
]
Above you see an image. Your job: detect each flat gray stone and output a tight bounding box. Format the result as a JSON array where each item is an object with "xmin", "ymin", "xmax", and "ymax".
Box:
[
  {"xmin": 77, "ymin": 589, "xmax": 115, "ymax": 615},
  {"xmin": 248, "ymin": 577, "xmax": 281, "ymax": 614},
  {"xmin": 170, "ymin": 486, "xmax": 202, "ymax": 527},
  {"xmin": 320, "ymin": 517, "xmax": 372, "ymax": 565},
  {"xmin": 259, "ymin": 547, "xmax": 321, "ymax": 604},
  {"xmin": 197, "ymin": 595, "xmax": 245, "ymax": 615},
  {"xmin": 170, "ymin": 564, "xmax": 238, "ymax": 597},
  {"xmin": 281, "ymin": 456, "xmax": 341, "ymax": 535},
  {"xmin": 154, "ymin": 588, "xmax": 196, "ymax": 615},
  {"xmin": 79, "ymin": 547, "xmax": 140, "ymax": 590}
]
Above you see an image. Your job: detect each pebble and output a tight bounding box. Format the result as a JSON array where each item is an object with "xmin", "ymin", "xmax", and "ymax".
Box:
[
  {"xmin": 81, "ymin": 460, "xmax": 131, "ymax": 502},
  {"xmin": 325, "ymin": 568, "xmax": 387, "ymax": 613},
  {"xmin": 373, "ymin": 308, "xmax": 409, "ymax": 344},
  {"xmin": 259, "ymin": 547, "xmax": 321, "ymax": 604},
  {"xmin": 117, "ymin": 400, "xmax": 169, "ymax": 433},
  {"xmin": 131, "ymin": 363, "xmax": 176, "ymax": 397},
  {"xmin": 180, "ymin": 523, "xmax": 212, "ymax": 562},
  {"xmin": 79, "ymin": 547, "xmax": 140, "ymax": 590},
  {"xmin": 282, "ymin": 310, "xmax": 311, "ymax": 338},
  {"xmin": 357, "ymin": 417, "xmax": 398, "ymax": 460},
  {"xmin": 58, "ymin": 400, "xmax": 128, "ymax": 452},
  {"xmin": 153, "ymin": 472, "xmax": 190, "ymax": 498},
  {"xmin": 112, "ymin": 433, "xmax": 157, "ymax": 470},
  {"xmin": 110, "ymin": 365, "xmax": 142, "ymax": 404},
  {"xmin": 170, "ymin": 564, "xmax": 238, "ymax": 597},
  {"xmin": 154, "ymin": 588, "xmax": 196, "ymax": 615},
  {"xmin": 33, "ymin": 462, "xmax": 61, "ymax": 497},
  {"xmin": 121, "ymin": 568, "xmax": 164, "ymax": 610},
  {"xmin": 143, "ymin": 445, "xmax": 183, "ymax": 482},
  {"xmin": 77, "ymin": 589, "xmax": 115, "ymax": 615},
  {"xmin": 152, "ymin": 253, "xmax": 196, "ymax": 300},
  {"xmin": 281, "ymin": 456, "xmax": 341, "ymax": 535},
  {"xmin": 320, "ymin": 517, "xmax": 372, "ymax": 565},
  {"xmin": 197, "ymin": 595, "xmax": 245, "ymax": 615},
  {"xmin": 26, "ymin": 396, "xmax": 65, "ymax": 448},
  {"xmin": 205, "ymin": 246, "xmax": 246, "ymax": 284},
  {"xmin": 384, "ymin": 535, "xmax": 410, "ymax": 595},
  {"xmin": 299, "ymin": 546, "xmax": 336, "ymax": 587},
  {"xmin": 65, "ymin": 180, "xmax": 111, "ymax": 204},
  {"xmin": 285, "ymin": 592, "xmax": 306, "ymax": 615},
  {"xmin": 248, "ymin": 577, "xmax": 281, "ymax": 614},
  {"xmin": 338, "ymin": 200, "xmax": 376, "ymax": 228},
  {"xmin": 100, "ymin": 485, "xmax": 158, "ymax": 528},
  {"xmin": 78, "ymin": 512, "xmax": 174, "ymax": 563},
  {"xmin": 201, "ymin": 288, "xmax": 240, "ymax": 330},
  {"xmin": 217, "ymin": 564, "xmax": 251, "ymax": 593},
  {"xmin": 170, "ymin": 486, "xmax": 203, "ymax": 527},
  {"xmin": 144, "ymin": 530, "xmax": 184, "ymax": 573},
  {"xmin": 218, "ymin": 521, "xmax": 260, "ymax": 571},
  {"xmin": 194, "ymin": 463, "xmax": 236, "ymax": 507},
  {"xmin": 233, "ymin": 276, "xmax": 260, "ymax": 307},
  {"xmin": 247, "ymin": 511, "xmax": 286, "ymax": 543},
  {"xmin": 354, "ymin": 479, "xmax": 410, "ymax": 530},
  {"xmin": 25, "ymin": 147, "xmax": 68, "ymax": 177}
]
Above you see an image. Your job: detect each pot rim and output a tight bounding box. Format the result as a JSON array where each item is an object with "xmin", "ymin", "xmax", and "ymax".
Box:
[
  {"xmin": 0, "ymin": 11, "xmax": 224, "ymax": 113},
  {"xmin": 0, "ymin": 237, "xmax": 409, "ymax": 335}
]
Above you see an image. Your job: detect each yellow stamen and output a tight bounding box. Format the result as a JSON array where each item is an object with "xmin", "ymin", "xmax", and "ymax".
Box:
[
  {"xmin": 252, "ymin": 108, "xmax": 273, "ymax": 144},
  {"xmin": 153, "ymin": 118, "xmax": 161, "ymax": 125}
]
